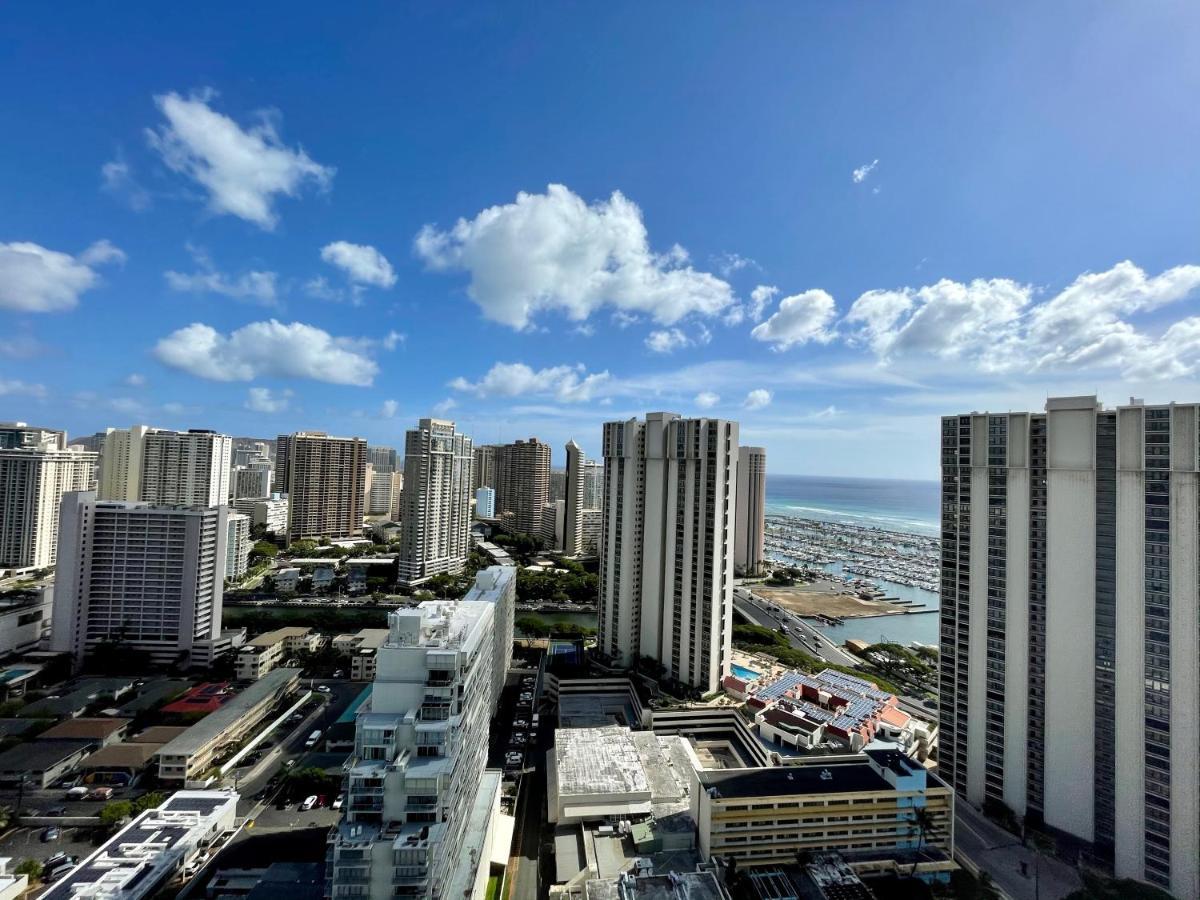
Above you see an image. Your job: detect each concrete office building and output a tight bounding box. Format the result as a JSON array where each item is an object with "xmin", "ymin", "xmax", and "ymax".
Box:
[
  {"xmin": 100, "ymin": 427, "xmax": 232, "ymax": 507},
  {"xmin": 472, "ymin": 444, "xmax": 497, "ymax": 493},
  {"xmin": 52, "ymin": 492, "xmax": 228, "ymax": 669},
  {"xmin": 327, "ymin": 598, "xmax": 505, "ymax": 900},
  {"xmin": 0, "ymin": 426, "xmax": 97, "ymax": 572},
  {"xmin": 494, "ymin": 437, "xmax": 551, "ymax": 536},
  {"xmin": 231, "ymin": 462, "xmax": 273, "ymax": 500},
  {"xmin": 599, "ymin": 412, "xmax": 738, "ymax": 694},
  {"xmin": 940, "ymin": 396, "xmax": 1200, "ymax": 897},
  {"xmin": 226, "ymin": 512, "xmax": 251, "ymax": 580},
  {"xmin": 276, "ymin": 432, "xmax": 368, "ymax": 543},
  {"xmin": 396, "ymin": 419, "xmax": 473, "ymax": 585},
  {"xmin": 475, "ymin": 486, "xmax": 495, "ymax": 519},
  {"xmin": 734, "ymin": 446, "xmax": 767, "ymax": 576}
]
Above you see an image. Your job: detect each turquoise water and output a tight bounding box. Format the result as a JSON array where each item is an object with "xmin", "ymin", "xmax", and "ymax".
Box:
[{"xmin": 731, "ymin": 663, "xmax": 761, "ymax": 681}]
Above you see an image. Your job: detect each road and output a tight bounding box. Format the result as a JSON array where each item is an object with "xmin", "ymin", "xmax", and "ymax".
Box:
[
  {"xmin": 733, "ymin": 588, "xmax": 860, "ymax": 667},
  {"xmin": 954, "ymin": 801, "xmax": 1082, "ymax": 900}
]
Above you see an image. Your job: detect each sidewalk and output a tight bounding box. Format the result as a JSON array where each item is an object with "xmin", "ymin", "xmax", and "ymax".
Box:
[{"xmin": 955, "ymin": 802, "xmax": 1082, "ymax": 900}]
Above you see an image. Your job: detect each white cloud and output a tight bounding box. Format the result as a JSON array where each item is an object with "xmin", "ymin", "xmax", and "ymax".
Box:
[
  {"xmin": 146, "ymin": 89, "xmax": 334, "ymax": 230},
  {"xmin": 714, "ymin": 252, "xmax": 759, "ymax": 277},
  {"xmin": 414, "ymin": 184, "xmax": 735, "ymax": 329},
  {"xmin": 432, "ymin": 397, "xmax": 458, "ymax": 416},
  {"xmin": 380, "ymin": 399, "xmax": 398, "ymax": 418},
  {"xmin": 245, "ymin": 387, "xmax": 292, "ymax": 413},
  {"xmin": 694, "ymin": 391, "xmax": 720, "ymax": 409},
  {"xmin": 154, "ymin": 319, "xmax": 379, "ymax": 385},
  {"xmin": 0, "ymin": 240, "xmax": 124, "ymax": 312},
  {"xmin": 0, "ymin": 379, "xmax": 47, "ymax": 399},
  {"xmin": 124, "ymin": 373, "xmax": 147, "ymax": 388},
  {"xmin": 450, "ymin": 361, "xmax": 610, "ymax": 403},
  {"xmin": 852, "ymin": 159, "xmax": 879, "ymax": 183},
  {"xmin": 748, "ymin": 285, "xmax": 778, "ymax": 323},
  {"xmin": 751, "ymin": 290, "xmax": 837, "ymax": 349},
  {"xmin": 382, "ymin": 330, "xmax": 405, "ymax": 351},
  {"xmin": 321, "ymin": 241, "xmax": 396, "ymax": 288},
  {"xmin": 0, "ymin": 334, "xmax": 47, "ymax": 359},
  {"xmin": 843, "ymin": 261, "xmax": 1200, "ymax": 379},
  {"xmin": 744, "ymin": 389, "xmax": 772, "ymax": 410},
  {"xmin": 165, "ymin": 252, "xmax": 278, "ymax": 305},
  {"xmin": 100, "ymin": 156, "xmax": 151, "ymax": 211},
  {"xmin": 645, "ymin": 329, "xmax": 690, "ymax": 354}
]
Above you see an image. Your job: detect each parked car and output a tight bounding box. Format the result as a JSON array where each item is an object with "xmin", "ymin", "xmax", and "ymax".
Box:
[
  {"xmin": 46, "ymin": 806, "xmax": 67, "ymax": 817},
  {"xmin": 87, "ymin": 787, "xmax": 113, "ymax": 801},
  {"xmin": 332, "ymin": 670, "xmax": 345, "ymax": 678},
  {"xmin": 300, "ymin": 795, "xmax": 318, "ymax": 811},
  {"xmin": 40, "ymin": 826, "xmax": 61, "ymax": 842},
  {"xmin": 284, "ymin": 759, "xmax": 296, "ymax": 769},
  {"xmin": 65, "ymin": 786, "xmax": 89, "ymax": 800},
  {"xmin": 317, "ymin": 794, "xmax": 328, "ymax": 808},
  {"xmin": 316, "ymin": 685, "xmax": 331, "ymax": 693},
  {"xmin": 332, "ymin": 795, "xmax": 344, "ymax": 810},
  {"xmin": 42, "ymin": 854, "xmax": 77, "ymax": 882}
]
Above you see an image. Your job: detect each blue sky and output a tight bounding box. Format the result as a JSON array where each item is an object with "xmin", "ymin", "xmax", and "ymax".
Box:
[{"xmin": 2, "ymin": 2, "xmax": 1199, "ymax": 479}]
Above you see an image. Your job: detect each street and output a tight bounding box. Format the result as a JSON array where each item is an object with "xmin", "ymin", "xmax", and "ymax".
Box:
[
  {"xmin": 954, "ymin": 801, "xmax": 1082, "ymax": 900},
  {"xmin": 733, "ymin": 587, "xmax": 861, "ymax": 667}
]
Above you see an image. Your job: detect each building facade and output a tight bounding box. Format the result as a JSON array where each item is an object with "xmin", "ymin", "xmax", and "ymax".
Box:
[
  {"xmin": 494, "ymin": 437, "xmax": 551, "ymax": 536},
  {"xmin": 52, "ymin": 492, "xmax": 228, "ymax": 669},
  {"xmin": 231, "ymin": 462, "xmax": 273, "ymax": 501},
  {"xmin": 397, "ymin": 419, "xmax": 473, "ymax": 585},
  {"xmin": 472, "ymin": 444, "xmax": 497, "ymax": 493},
  {"xmin": 233, "ymin": 496, "xmax": 288, "ymax": 535},
  {"xmin": 940, "ymin": 396, "xmax": 1200, "ymax": 897},
  {"xmin": 563, "ymin": 440, "xmax": 587, "ymax": 557},
  {"xmin": 276, "ymin": 432, "xmax": 368, "ymax": 543},
  {"xmin": 735, "ymin": 446, "xmax": 767, "ymax": 576},
  {"xmin": 474, "ymin": 486, "xmax": 495, "ymax": 519},
  {"xmin": 98, "ymin": 427, "xmax": 232, "ymax": 507},
  {"xmin": 0, "ymin": 432, "xmax": 97, "ymax": 571},
  {"xmin": 598, "ymin": 412, "xmax": 738, "ymax": 694},
  {"xmin": 326, "ymin": 599, "xmax": 503, "ymax": 899},
  {"xmin": 225, "ymin": 512, "xmax": 250, "ymax": 580}
]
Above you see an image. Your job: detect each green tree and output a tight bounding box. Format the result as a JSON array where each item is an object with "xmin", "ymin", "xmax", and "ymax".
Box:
[
  {"xmin": 908, "ymin": 805, "xmax": 937, "ymax": 876},
  {"xmin": 99, "ymin": 800, "xmax": 134, "ymax": 827},
  {"xmin": 14, "ymin": 858, "xmax": 42, "ymax": 880},
  {"xmin": 132, "ymin": 791, "xmax": 165, "ymax": 813},
  {"xmin": 252, "ymin": 540, "xmax": 279, "ymax": 559}
]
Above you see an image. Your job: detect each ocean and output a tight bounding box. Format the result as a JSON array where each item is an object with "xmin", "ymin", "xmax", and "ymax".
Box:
[{"xmin": 766, "ymin": 474, "xmax": 941, "ymax": 647}]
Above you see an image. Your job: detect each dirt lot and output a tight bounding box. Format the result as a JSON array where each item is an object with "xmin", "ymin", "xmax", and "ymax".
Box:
[{"xmin": 754, "ymin": 584, "xmax": 905, "ymax": 618}]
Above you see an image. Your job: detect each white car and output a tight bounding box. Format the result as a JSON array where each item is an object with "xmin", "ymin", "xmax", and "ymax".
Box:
[
  {"xmin": 317, "ymin": 685, "xmax": 332, "ymax": 693},
  {"xmin": 300, "ymin": 795, "xmax": 318, "ymax": 811},
  {"xmin": 332, "ymin": 795, "xmax": 344, "ymax": 810}
]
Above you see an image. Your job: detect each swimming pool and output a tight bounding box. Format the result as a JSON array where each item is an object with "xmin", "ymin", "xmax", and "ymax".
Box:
[{"xmin": 731, "ymin": 663, "xmax": 760, "ymax": 681}]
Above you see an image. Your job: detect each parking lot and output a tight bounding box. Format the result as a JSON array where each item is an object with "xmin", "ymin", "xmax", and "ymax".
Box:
[{"xmin": 0, "ymin": 822, "xmax": 101, "ymax": 881}]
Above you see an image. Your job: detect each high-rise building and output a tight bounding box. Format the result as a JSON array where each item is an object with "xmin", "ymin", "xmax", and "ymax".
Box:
[
  {"xmin": 52, "ymin": 492, "xmax": 228, "ymax": 669},
  {"xmin": 275, "ymin": 432, "xmax": 368, "ymax": 543},
  {"xmin": 548, "ymin": 470, "xmax": 566, "ymax": 502},
  {"xmin": 940, "ymin": 396, "xmax": 1200, "ymax": 897},
  {"xmin": 734, "ymin": 446, "xmax": 767, "ymax": 576},
  {"xmin": 494, "ymin": 437, "xmax": 551, "ymax": 536},
  {"xmin": 472, "ymin": 444, "xmax": 497, "ymax": 492},
  {"xmin": 582, "ymin": 458, "xmax": 604, "ymax": 510},
  {"xmin": 327, "ymin": 577, "xmax": 511, "ymax": 899},
  {"xmin": 232, "ymin": 442, "xmax": 270, "ymax": 468},
  {"xmin": 233, "ymin": 496, "xmax": 289, "ymax": 535},
  {"xmin": 397, "ymin": 419, "xmax": 473, "ymax": 585},
  {"xmin": 563, "ymin": 440, "xmax": 587, "ymax": 557},
  {"xmin": 231, "ymin": 462, "xmax": 273, "ymax": 500},
  {"xmin": 580, "ymin": 508, "xmax": 602, "ymax": 556},
  {"xmin": 99, "ymin": 426, "xmax": 232, "ymax": 507},
  {"xmin": 0, "ymin": 427, "xmax": 97, "ymax": 571},
  {"xmin": 366, "ymin": 468, "xmax": 403, "ymax": 518},
  {"xmin": 226, "ymin": 512, "xmax": 251, "ymax": 580},
  {"xmin": 598, "ymin": 412, "xmax": 738, "ymax": 694},
  {"xmin": 475, "ymin": 486, "xmax": 495, "ymax": 519},
  {"xmin": 540, "ymin": 499, "xmax": 564, "ymax": 551}
]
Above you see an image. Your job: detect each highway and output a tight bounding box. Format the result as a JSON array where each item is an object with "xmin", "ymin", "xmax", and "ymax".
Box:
[{"xmin": 733, "ymin": 586, "xmax": 861, "ymax": 667}]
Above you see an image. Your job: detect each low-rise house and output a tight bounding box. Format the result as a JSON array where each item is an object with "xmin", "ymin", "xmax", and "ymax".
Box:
[
  {"xmin": 273, "ymin": 567, "xmax": 300, "ymax": 593},
  {"xmin": 38, "ymin": 716, "xmax": 131, "ymax": 747},
  {"xmin": 0, "ymin": 739, "xmax": 93, "ymax": 787},
  {"xmin": 235, "ymin": 627, "xmax": 324, "ymax": 681}
]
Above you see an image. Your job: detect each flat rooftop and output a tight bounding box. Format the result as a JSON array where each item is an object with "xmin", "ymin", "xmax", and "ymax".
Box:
[
  {"xmin": 156, "ymin": 668, "xmax": 300, "ymax": 758},
  {"xmin": 704, "ymin": 762, "xmax": 892, "ymax": 799},
  {"xmin": 555, "ymin": 726, "xmax": 650, "ymax": 797}
]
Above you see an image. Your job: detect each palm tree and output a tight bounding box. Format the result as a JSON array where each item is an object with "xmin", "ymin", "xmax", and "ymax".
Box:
[{"xmin": 908, "ymin": 806, "xmax": 937, "ymax": 877}]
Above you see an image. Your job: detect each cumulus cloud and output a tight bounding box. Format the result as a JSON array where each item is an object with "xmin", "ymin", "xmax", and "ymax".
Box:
[
  {"xmin": 645, "ymin": 329, "xmax": 689, "ymax": 354},
  {"xmin": 321, "ymin": 241, "xmax": 396, "ymax": 288},
  {"xmin": 414, "ymin": 184, "xmax": 734, "ymax": 329},
  {"xmin": 714, "ymin": 252, "xmax": 759, "ymax": 277},
  {"xmin": 843, "ymin": 261, "xmax": 1200, "ymax": 379},
  {"xmin": 0, "ymin": 379, "xmax": 47, "ymax": 399},
  {"xmin": 744, "ymin": 389, "xmax": 772, "ymax": 410},
  {"xmin": 432, "ymin": 397, "xmax": 458, "ymax": 416},
  {"xmin": 245, "ymin": 387, "xmax": 292, "ymax": 413},
  {"xmin": 154, "ymin": 319, "xmax": 379, "ymax": 385},
  {"xmin": 0, "ymin": 240, "xmax": 124, "ymax": 312},
  {"xmin": 165, "ymin": 247, "xmax": 277, "ymax": 305},
  {"xmin": 694, "ymin": 391, "xmax": 720, "ymax": 409},
  {"xmin": 380, "ymin": 399, "xmax": 398, "ymax": 418},
  {"xmin": 146, "ymin": 89, "xmax": 333, "ymax": 230},
  {"xmin": 751, "ymin": 290, "xmax": 837, "ymax": 349},
  {"xmin": 450, "ymin": 361, "xmax": 610, "ymax": 403},
  {"xmin": 852, "ymin": 159, "xmax": 879, "ymax": 183}
]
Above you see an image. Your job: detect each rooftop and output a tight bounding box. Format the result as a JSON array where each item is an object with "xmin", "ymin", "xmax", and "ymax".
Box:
[
  {"xmin": 38, "ymin": 717, "xmax": 131, "ymax": 741},
  {"xmin": 245, "ymin": 626, "xmax": 314, "ymax": 648},
  {"xmin": 0, "ymin": 739, "xmax": 92, "ymax": 773},
  {"xmin": 702, "ymin": 761, "xmax": 892, "ymax": 799},
  {"xmin": 555, "ymin": 726, "xmax": 651, "ymax": 797},
  {"xmin": 156, "ymin": 669, "xmax": 300, "ymax": 758}
]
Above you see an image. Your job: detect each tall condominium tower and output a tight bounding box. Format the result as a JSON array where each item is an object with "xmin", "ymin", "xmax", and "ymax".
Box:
[
  {"xmin": 52, "ymin": 492, "xmax": 228, "ymax": 668},
  {"xmin": 275, "ymin": 432, "xmax": 368, "ymax": 543},
  {"xmin": 734, "ymin": 446, "xmax": 767, "ymax": 575},
  {"xmin": 581, "ymin": 458, "xmax": 604, "ymax": 510},
  {"xmin": 0, "ymin": 426, "xmax": 97, "ymax": 570},
  {"xmin": 472, "ymin": 444, "xmax": 497, "ymax": 492},
  {"xmin": 494, "ymin": 438, "xmax": 551, "ymax": 536},
  {"xmin": 397, "ymin": 419, "xmax": 473, "ymax": 585},
  {"xmin": 940, "ymin": 396, "xmax": 1200, "ymax": 897},
  {"xmin": 327, "ymin": 570, "xmax": 513, "ymax": 899},
  {"xmin": 365, "ymin": 445, "xmax": 402, "ymax": 516},
  {"xmin": 231, "ymin": 461, "xmax": 274, "ymax": 500},
  {"xmin": 598, "ymin": 412, "xmax": 739, "ymax": 693},
  {"xmin": 98, "ymin": 426, "xmax": 232, "ymax": 506},
  {"xmin": 563, "ymin": 440, "xmax": 587, "ymax": 557}
]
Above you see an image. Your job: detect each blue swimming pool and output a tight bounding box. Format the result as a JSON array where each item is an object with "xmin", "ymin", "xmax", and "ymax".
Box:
[{"xmin": 731, "ymin": 663, "xmax": 760, "ymax": 681}]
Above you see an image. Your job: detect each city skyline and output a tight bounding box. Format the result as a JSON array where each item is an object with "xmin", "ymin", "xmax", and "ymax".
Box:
[{"xmin": 3, "ymin": 4, "xmax": 1200, "ymax": 479}]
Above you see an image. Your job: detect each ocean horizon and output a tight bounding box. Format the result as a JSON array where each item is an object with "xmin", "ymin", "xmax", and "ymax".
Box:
[{"xmin": 765, "ymin": 473, "xmax": 940, "ymax": 537}]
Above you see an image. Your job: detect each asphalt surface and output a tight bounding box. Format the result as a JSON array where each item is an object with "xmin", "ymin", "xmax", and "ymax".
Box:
[
  {"xmin": 955, "ymin": 801, "xmax": 1082, "ymax": 900},
  {"xmin": 733, "ymin": 587, "xmax": 861, "ymax": 667}
]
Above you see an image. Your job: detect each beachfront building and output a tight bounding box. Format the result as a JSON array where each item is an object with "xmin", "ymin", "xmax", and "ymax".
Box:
[
  {"xmin": 0, "ymin": 426, "xmax": 96, "ymax": 572},
  {"xmin": 735, "ymin": 446, "xmax": 767, "ymax": 576},
  {"xmin": 276, "ymin": 432, "xmax": 368, "ymax": 543},
  {"xmin": 396, "ymin": 418, "xmax": 473, "ymax": 586},
  {"xmin": 940, "ymin": 395, "xmax": 1200, "ymax": 897},
  {"xmin": 326, "ymin": 598, "xmax": 505, "ymax": 900},
  {"xmin": 599, "ymin": 412, "xmax": 739, "ymax": 694}
]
